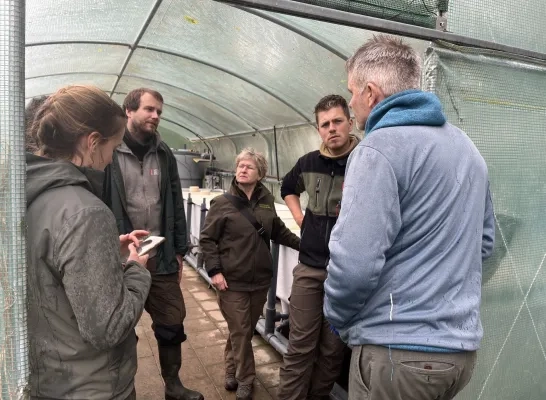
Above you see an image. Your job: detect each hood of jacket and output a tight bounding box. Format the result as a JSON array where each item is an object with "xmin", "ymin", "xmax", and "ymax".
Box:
[
  {"xmin": 319, "ymin": 134, "xmax": 360, "ymax": 160},
  {"xmin": 365, "ymin": 89, "xmax": 447, "ymax": 135},
  {"xmin": 26, "ymin": 153, "xmax": 104, "ymax": 207}
]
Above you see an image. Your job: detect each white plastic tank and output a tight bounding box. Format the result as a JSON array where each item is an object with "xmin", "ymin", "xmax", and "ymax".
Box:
[{"xmin": 172, "ymin": 149, "xmax": 206, "ymax": 189}]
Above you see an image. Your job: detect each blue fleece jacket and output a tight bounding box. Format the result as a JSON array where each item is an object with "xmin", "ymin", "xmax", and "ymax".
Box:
[{"xmin": 324, "ymin": 90, "xmax": 495, "ymax": 352}]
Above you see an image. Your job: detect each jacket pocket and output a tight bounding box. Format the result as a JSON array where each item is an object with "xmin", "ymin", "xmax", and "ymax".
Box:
[
  {"xmin": 351, "ymin": 346, "xmax": 371, "ymax": 397},
  {"xmin": 222, "ymin": 246, "xmax": 251, "ymax": 284}
]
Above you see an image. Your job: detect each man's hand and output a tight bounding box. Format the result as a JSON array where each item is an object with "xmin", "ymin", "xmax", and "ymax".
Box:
[
  {"xmin": 211, "ymin": 273, "xmax": 228, "ymax": 291},
  {"xmin": 176, "ymin": 254, "xmax": 184, "ymax": 284},
  {"xmin": 120, "ymin": 230, "xmax": 149, "ymax": 257},
  {"xmin": 284, "ymin": 195, "xmax": 304, "ymax": 228}
]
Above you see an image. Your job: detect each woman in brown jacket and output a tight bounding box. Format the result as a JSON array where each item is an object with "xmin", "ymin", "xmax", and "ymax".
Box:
[{"xmin": 200, "ymin": 148, "xmax": 300, "ymax": 400}]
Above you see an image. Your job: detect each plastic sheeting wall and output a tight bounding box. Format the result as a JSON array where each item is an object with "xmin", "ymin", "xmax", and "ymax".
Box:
[
  {"xmin": 206, "ymin": 124, "xmax": 364, "ymax": 207},
  {"xmin": 0, "ymin": 0, "xmax": 29, "ymax": 398},
  {"xmin": 450, "ymin": 0, "xmax": 546, "ymax": 54},
  {"xmin": 25, "ymin": 0, "xmax": 427, "ymax": 144},
  {"xmin": 426, "ymin": 45, "xmax": 546, "ymax": 400},
  {"xmin": 19, "ymin": 0, "xmax": 546, "ymax": 397}
]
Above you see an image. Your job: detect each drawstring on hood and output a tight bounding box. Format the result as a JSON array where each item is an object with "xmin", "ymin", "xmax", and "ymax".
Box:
[
  {"xmin": 319, "ymin": 134, "xmax": 360, "ymax": 160},
  {"xmin": 365, "ymin": 89, "xmax": 447, "ymax": 135}
]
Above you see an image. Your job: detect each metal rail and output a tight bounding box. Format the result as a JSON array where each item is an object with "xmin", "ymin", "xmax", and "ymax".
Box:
[{"xmin": 214, "ymin": 0, "xmax": 546, "ymax": 64}]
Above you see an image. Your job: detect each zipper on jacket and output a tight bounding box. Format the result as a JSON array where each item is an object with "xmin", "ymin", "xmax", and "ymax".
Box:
[
  {"xmin": 325, "ymin": 169, "xmax": 335, "ymax": 216},
  {"xmin": 252, "ymin": 202, "xmax": 258, "ymax": 284},
  {"xmin": 324, "ymin": 169, "xmax": 335, "ymax": 266},
  {"xmin": 315, "ymin": 178, "xmax": 321, "ymax": 207},
  {"xmin": 140, "ymin": 161, "xmax": 144, "ymax": 176}
]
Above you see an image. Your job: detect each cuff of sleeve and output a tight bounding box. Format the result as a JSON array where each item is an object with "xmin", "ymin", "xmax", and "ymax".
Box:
[
  {"xmin": 123, "ymin": 260, "xmax": 142, "ymax": 272},
  {"xmin": 176, "ymin": 247, "xmax": 188, "ymax": 256},
  {"xmin": 207, "ymin": 266, "xmax": 222, "ymax": 277},
  {"xmin": 280, "ymin": 191, "xmax": 299, "ymax": 199}
]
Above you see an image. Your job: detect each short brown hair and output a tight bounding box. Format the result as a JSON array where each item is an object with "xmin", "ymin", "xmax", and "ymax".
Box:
[
  {"xmin": 314, "ymin": 95, "xmax": 351, "ymax": 125},
  {"xmin": 235, "ymin": 148, "xmax": 268, "ymax": 180},
  {"xmin": 123, "ymin": 88, "xmax": 164, "ymax": 113},
  {"xmin": 31, "ymin": 85, "xmax": 126, "ymax": 160}
]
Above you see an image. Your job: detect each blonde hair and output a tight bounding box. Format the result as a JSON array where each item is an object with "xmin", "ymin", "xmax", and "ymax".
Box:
[
  {"xmin": 346, "ymin": 34, "xmax": 421, "ymax": 97},
  {"xmin": 235, "ymin": 148, "xmax": 268, "ymax": 180}
]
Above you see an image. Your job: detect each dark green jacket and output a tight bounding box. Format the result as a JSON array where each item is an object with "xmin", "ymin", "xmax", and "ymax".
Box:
[
  {"xmin": 200, "ymin": 180, "xmax": 300, "ymax": 291},
  {"xmin": 103, "ymin": 141, "xmax": 187, "ymax": 275}
]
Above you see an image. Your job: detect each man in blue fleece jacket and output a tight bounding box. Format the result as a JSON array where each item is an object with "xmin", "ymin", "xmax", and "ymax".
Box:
[{"xmin": 323, "ymin": 35, "xmax": 495, "ymax": 400}]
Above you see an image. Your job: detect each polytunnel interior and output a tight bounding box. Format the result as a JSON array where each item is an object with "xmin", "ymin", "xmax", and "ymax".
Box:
[{"xmin": 14, "ymin": 0, "xmax": 546, "ymax": 399}]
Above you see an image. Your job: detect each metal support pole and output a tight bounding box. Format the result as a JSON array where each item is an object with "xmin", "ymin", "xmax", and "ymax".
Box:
[
  {"xmin": 199, "ymin": 121, "xmax": 314, "ymax": 141},
  {"xmin": 0, "ymin": 0, "xmax": 28, "ymax": 398},
  {"xmin": 185, "ymin": 252, "xmax": 213, "ymax": 286},
  {"xmin": 255, "ymin": 318, "xmax": 289, "ymax": 354},
  {"xmin": 265, "ymin": 243, "xmax": 280, "ymax": 334},
  {"xmin": 199, "ymin": 198, "xmax": 208, "ymax": 232},
  {"xmin": 196, "ymin": 198, "xmax": 208, "ymax": 270},
  {"xmin": 110, "ymin": 0, "xmax": 164, "ymax": 96},
  {"xmin": 215, "ymin": 0, "xmax": 546, "ymax": 63},
  {"xmin": 186, "ymin": 193, "xmax": 193, "ymax": 246},
  {"xmin": 435, "ymin": 0, "xmax": 448, "ymax": 31},
  {"xmin": 273, "ymin": 126, "xmax": 280, "ymax": 182}
]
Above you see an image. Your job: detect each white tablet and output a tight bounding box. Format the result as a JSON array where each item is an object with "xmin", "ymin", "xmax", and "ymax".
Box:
[{"xmin": 137, "ymin": 236, "xmax": 166, "ymax": 256}]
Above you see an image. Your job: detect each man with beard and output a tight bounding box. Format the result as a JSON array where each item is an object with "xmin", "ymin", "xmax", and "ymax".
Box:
[{"xmin": 103, "ymin": 88, "xmax": 203, "ymax": 400}]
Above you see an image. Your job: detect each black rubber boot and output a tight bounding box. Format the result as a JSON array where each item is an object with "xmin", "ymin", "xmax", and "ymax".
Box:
[{"xmin": 158, "ymin": 345, "xmax": 205, "ymax": 400}]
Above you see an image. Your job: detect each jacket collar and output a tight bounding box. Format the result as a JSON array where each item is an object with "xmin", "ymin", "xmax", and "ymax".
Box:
[
  {"xmin": 365, "ymin": 89, "xmax": 447, "ymax": 135},
  {"xmin": 229, "ymin": 178, "xmax": 270, "ymax": 202},
  {"xmin": 319, "ymin": 134, "xmax": 360, "ymax": 161}
]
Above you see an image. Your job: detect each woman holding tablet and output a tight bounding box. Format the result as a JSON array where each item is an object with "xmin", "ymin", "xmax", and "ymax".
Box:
[{"xmin": 26, "ymin": 85, "xmax": 151, "ymax": 400}]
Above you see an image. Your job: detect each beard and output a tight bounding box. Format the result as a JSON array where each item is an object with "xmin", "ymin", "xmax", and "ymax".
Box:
[{"xmin": 131, "ymin": 119, "xmax": 157, "ymax": 144}]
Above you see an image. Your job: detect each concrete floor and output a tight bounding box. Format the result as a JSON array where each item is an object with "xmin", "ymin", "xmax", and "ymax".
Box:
[{"xmin": 134, "ymin": 264, "xmax": 282, "ymax": 400}]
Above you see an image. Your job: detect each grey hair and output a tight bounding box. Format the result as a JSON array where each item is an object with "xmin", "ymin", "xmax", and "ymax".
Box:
[
  {"xmin": 235, "ymin": 147, "xmax": 268, "ymax": 180},
  {"xmin": 346, "ymin": 34, "xmax": 421, "ymax": 96}
]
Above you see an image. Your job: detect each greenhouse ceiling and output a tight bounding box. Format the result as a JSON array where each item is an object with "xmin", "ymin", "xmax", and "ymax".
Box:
[{"xmin": 25, "ymin": 0, "xmax": 427, "ymax": 144}]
